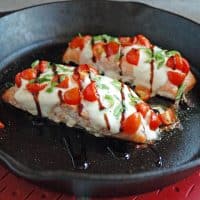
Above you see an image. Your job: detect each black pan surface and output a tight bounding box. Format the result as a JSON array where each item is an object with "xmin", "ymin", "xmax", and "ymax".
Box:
[{"xmin": 0, "ymin": 0, "xmax": 200, "ymax": 197}]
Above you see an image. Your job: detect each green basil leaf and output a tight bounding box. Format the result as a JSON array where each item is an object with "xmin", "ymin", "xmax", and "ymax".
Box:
[
  {"xmin": 93, "ymin": 35, "xmax": 103, "ymax": 42},
  {"xmin": 113, "ymin": 104, "xmax": 123, "ymax": 119},
  {"xmin": 45, "ymin": 82, "xmax": 57, "ymax": 93},
  {"xmin": 128, "ymin": 94, "xmax": 140, "ymax": 105},
  {"xmin": 166, "ymin": 50, "xmax": 181, "ymax": 57},
  {"xmin": 97, "ymin": 84, "xmax": 109, "ymax": 90},
  {"xmin": 176, "ymin": 84, "xmax": 186, "ymax": 101},
  {"xmin": 105, "ymin": 94, "xmax": 114, "ymax": 107},
  {"xmin": 111, "ymin": 80, "xmax": 121, "ymax": 90},
  {"xmin": 31, "ymin": 60, "xmax": 40, "ymax": 68}
]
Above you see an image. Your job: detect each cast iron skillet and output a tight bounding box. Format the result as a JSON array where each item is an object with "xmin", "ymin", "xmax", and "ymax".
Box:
[{"xmin": 0, "ymin": 0, "xmax": 200, "ymax": 197}]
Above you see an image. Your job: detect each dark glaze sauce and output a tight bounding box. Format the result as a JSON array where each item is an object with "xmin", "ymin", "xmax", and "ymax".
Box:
[
  {"xmin": 150, "ymin": 46, "xmax": 154, "ymax": 95},
  {"xmin": 104, "ymin": 113, "xmax": 110, "ymax": 130},
  {"xmin": 120, "ymin": 83, "xmax": 125, "ymax": 131},
  {"xmin": 58, "ymin": 90, "xmax": 63, "ymax": 103}
]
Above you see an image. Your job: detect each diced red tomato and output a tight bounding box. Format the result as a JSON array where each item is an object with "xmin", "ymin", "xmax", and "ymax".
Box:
[
  {"xmin": 133, "ymin": 34, "xmax": 152, "ymax": 48},
  {"xmin": 135, "ymin": 85, "xmax": 151, "ymax": 101},
  {"xmin": 149, "ymin": 111, "xmax": 162, "ymax": 130},
  {"xmin": 15, "ymin": 73, "xmax": 22, "ymax": 87},
  {"xmin": 159, "ymin": 108, "xmax": 176, "ymax": 125},
  {"xmin": 69, "ymin": 36, "xmax": 84, "ymax": 50},
  {"xmin": 122, "ymin": 112, "xmax": 141, "ymax": 134},
  {"xmin": 82, "ymin": 82, "xmax": 98, "ymax": 102},
  {"xmin": 0, "ymin": 121, "xmax": 5, "ymax": 129},
  {"xmin": 166, "ymin": 56, "xmax": 176, "ymax": 69},
  {"xmin": 64, "ymin": 87, "xmax": 81, "ymax": 105},
  {"xmin": 135, "ymin": 102, "xmax": 150, "ymax": 117},
  {"xmin": 167, "ymin": 55, "xmax": 190, "ymax": 74},
  {"xmin": 26, "ymin": 83, "xmax": 47, "ymax": 93},
  {"xmin": 57, "ymin": 77, "xmax": 69, "ymax": 88},
  {"xmin": 92, "ymin": 42, "xmax": 105, "ymax": 60},
  {"xmin": 174, "ymin": 55, "xmax": 190, "ymax": 74},
  {"xmin": 21, "ymin": 68, "xmax": 37, "ymax": 80},
  {"xmin": 105, "ymin": 41, "xmax": 120, "ymax": 57},
  {"xmin": 167, "ymin": 71, "xmax": 186, "ymax": 86},
  {"xmin": 77, "ymin": 64, "xmax": 98, "ymax": 75},
  {"xmin": 36, "ymin": 60, "xmax": 48, "ymax": 73},
  {"xmin": 126, "ymin": 49, "xmax": 140, "ymax": 65},
  {"xmin": 119, "ymin": 37, "xmax": 133, "ymax": 46}
]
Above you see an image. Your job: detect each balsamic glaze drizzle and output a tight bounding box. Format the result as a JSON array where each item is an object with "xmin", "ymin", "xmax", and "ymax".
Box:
[
  {"xmin": 120, "ymin": 83, "xmax": 125, "ymax": 131},
  {"xmin": 150, "ymin": 46, "xmax": 154, "ymax": 95}
]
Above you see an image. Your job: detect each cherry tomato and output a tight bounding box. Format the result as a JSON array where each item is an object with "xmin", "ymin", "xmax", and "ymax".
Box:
[
  {"xmin": 135, "ymin": 85, "xmax": 151, "ymax": 101},
  {"xmin": 149, "ymin": 111, "xmax": 162, "ymax": 130},
  {"xmin": 26, "ymin": 83, "xmax": 47, "ymax": 93},
  {"xmin": 126, "ymin": 49, "xmax": 140, "ymax": 65},
  {"xmin": 174, "ymin": 55, "xmax": 190, "ymax": 74},
  {"xmin": 122, "ymin": 112, "xmax": 141, "ymax": 134},
  {"xmin": 119, "ymin": 37, "xmax": 133, "ymax": 46},
  {"xmin": 166, "ymin": 56, "xmax": 176, "ymax": 69},
  {"xmin": 37, "ymin": 60, "xmax": 48, "ymax": 73},
  {"xmin": 159, "ymin": 108, "xmax": 176, "ymax": 125},
  {"xmin": 105, "ymin": 41, "xmax": 120, "ymax": 57},
  {"xmin": 83, "ymin": 82, "xmax": 98, "ymax": 102},
  {"xmin": 15, "ymin": 73, "xmax": 22, "ymax": 87},
  {"xmin": 135, "ymin": 102, "xmax": 150, "ymax": 117},
  {"xmin": 92, "ymin": 42, "xmax": 105, "ymax": 60},
  {"xmin": 0, "ymin": 121, "xmax": 5, "ymax": 129},
  {"xmin": 69, "ymin": 36, "xmax": 84, "ymax": 50},
  {"xmin": 21, "ymin": 68, "xmax": 37, "ymax": 80},
  {"xmin": 133, "ymin": 34, "xmax": 152, "ymax": 48},
  {"xmin": 64, "ymin": 87, "xmax": 81, "ymax": 105},
  {"xmin": 77, "ymin": 64, "xmax": 98, "ymax": 75},
  {"xmin": 57, "ymin": 77, "xmax": 69, "ymax": 88},
  {"xmin": 167, "ymin": 71, "xmax": 186, "ymax": 86}
]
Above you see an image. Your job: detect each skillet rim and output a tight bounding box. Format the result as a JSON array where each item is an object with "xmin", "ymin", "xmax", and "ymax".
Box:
[{"xmin": 0, "ymin": 0, "xmax": 199, "ymax": 182}]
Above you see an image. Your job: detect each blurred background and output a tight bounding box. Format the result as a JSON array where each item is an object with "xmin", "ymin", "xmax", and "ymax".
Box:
[{"xmin": 0, "ymin": 0, "xmax": 199, "ymax": 23}]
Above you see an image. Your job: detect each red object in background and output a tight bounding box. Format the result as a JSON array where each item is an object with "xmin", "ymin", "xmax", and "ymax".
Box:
[{"xmin": 0, "ymin": 165, "xmax": 199, "ymax": 200}]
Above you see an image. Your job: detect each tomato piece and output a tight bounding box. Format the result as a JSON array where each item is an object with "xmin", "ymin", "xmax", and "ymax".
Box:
[
  {"xmin": 57, "ymin": 77, "xmax": 69, "ymax": 88},
  {"xmin": 149, "ymin": 111, "xmax": 162, "ymax": 130},
  {"xmin": 26, "ymin": 83, "xmax": 47, "ymax": 93},
  {"xmin": 37, "ymin": 60, "xmax": 48, "ymax": 73},
  {"xmin": 159, "ymin": 108, "xmax": 176, "ymax": 125},
  {"xmin": 83, "ymin": 82, "xmax": 98, "ymax": 102},
  {"xmin": 167, "ymin": 71, "xmax": 186, "ymax": 86},
  {"xmin": 21, "ymin": 68, "xmax": 37, "ymax": 80},
  {"xmin": 64, "ymin": 87, "xmax": 81, "ymax": 105},
  {"xmin": 77, "ymin": 64, "xmax": 98, "ymax": 75},
  {"xmin": 166, "ymin": 56, "xmax": 176, "ymax": 69},
  {"xmin": 119, "ymin": 37, "xmax": 133, "ymax": 46},
  {"xmin": 174, "ymin": 55, "xmax": 190, "ymax": 74},
  {"xmin": 135, "ymin": 102, "xmax": 150, "ymax": 117},
  {"xmin": 15, "ymin": 73, "xmax": 22, "ymax": 87},
  {"xmin": 133, "ymin": 34, "xmax": 152, "ymax": 48},
  {"xmin": 69, "ymin": 36, "xmax": 84, "ymax": 50},
  {"xmin": 135, "ymin": 85, "xmax": 151, "ymax": 101},
  {"xmin": 126, "ymin": 49, "xmax": 140, "ymax": 65},
  {"xmin": 122, "ymin": 112, "xmax": 141, "ymax": 134},
  {"xmin": 105, "ymin": 41, "xmax": 120, "ymax": 57},
  {"xmin": 92, "ymin": 42, "xmax": 105, "ymax": 60},
  {"xmin": 0, "ymin": 121, "xmax": 5, "ymax": 129}
]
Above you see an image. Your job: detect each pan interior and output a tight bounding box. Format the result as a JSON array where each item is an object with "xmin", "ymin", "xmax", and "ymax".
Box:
[{"xmin": 0, "ymin": 41, "xmax": 200, "ymax": 175}]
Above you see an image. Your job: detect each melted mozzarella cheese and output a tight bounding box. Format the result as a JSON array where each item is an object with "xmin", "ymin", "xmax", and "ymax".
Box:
[{"xmin": 14, "ymin": 79, "xmax": 37, "ymax": 115}]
